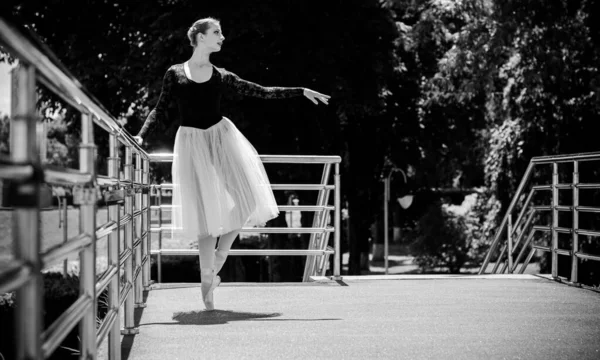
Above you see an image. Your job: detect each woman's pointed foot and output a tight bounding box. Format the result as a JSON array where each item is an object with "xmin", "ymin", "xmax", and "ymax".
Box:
[{"xmin": 201, "ymin": 269, "xmax": 219, "ymax": 311}]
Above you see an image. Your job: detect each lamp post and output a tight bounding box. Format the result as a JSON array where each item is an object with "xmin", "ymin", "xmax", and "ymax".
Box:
[{"xmin": 383, "ymin": 167, "xmax": 413, "ymax": 275}]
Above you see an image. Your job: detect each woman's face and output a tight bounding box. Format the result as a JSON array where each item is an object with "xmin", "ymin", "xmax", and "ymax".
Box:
[{"xmin": 198, "ymin": 23, "xmax": 225, "ymax": 51}]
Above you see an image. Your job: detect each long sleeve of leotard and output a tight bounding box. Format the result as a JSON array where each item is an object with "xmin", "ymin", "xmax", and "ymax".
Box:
[
  {"xmin": 137, "ymin": 68, "xmax": 175, "ymax": 138},
  {"xmin": 220, "ymin": 68, "xmax": 304, "ymax": 99}
]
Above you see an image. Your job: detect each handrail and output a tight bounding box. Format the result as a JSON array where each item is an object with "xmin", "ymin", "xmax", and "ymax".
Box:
[
  {"xmin": 0, "ymin": 14, "xmax": 154, "ymax": 360},
  {"xmin": 479, "ymin": 151, "xmax": 600, "ymax": 287},
  {"xmin": 148, "ymin": 152, "xmax": 342, "ymax": 283},
  {"xmin": 148, "ymin": 152, "xmax": 342, "ymax": 164}
]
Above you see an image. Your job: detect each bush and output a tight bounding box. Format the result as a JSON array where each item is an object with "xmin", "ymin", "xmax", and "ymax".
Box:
[
  {"xmin": 0, "ymin": 272, "xmax": 109, "ymax": 360},
  {"xmin": 411, "ymin": 192, "xmax": 496, "ymax": 273}
]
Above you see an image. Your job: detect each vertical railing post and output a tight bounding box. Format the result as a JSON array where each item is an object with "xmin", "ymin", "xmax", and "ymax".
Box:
[
  {"xmin": 571, "ymin": 160, "xmax": 579, "ymax": 284},
  {"xmin": 121, "ymin": 145, "xmax": 138, "ymax": 334},
  {"xmin": 157, "ymin": 185, "xmax": 163, "ymax": 283},
  {"xmin": 333, "ymin": 163, "xmax": 342, "ymax": 280},
  {"xmin": 384, "ymin": 176, "xmax": 390, "ymax": 275},
  {"xmin": 12, "ymin": 63, "xmax": 43, "ymax": 360},
  {"xmin": 134, "ymin": 153, "xmax": 146, "ymax": 308},
  {"xmin": 77, "ymin": 112, "xmax": 97, "ymax": 359},
  {"xmin": 143, "ymin": 158, "xmax": 151, "ymax": 290},
  {"xmin": 107, "ymin": 133, "xmax": 121, "ymax": 360},
  {"xmin": 552, "ymin": 162, "xmax": 559, "ymax": 278},
  {"xmin": 507, "ymin": 214, "xmax": 513, "ymax": 273}
]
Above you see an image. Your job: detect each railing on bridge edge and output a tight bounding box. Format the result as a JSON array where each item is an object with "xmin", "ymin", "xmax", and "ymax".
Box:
[
  {"xmin": 147, "ymin": 153, "xmax": 341, "ymax": 283},
  {"xmin": 479, "ymin": 151, "xmax": 600, "ymax": 290},
  {"xmin": 0, "ymin": 16, "xmax": 342, "ymax": 360}
]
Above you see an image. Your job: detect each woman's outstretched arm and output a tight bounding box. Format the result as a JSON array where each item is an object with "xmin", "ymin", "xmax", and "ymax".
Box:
[
  {"xmin": 134, "ymin": 68, "xmax": 175, "ymax": 144},
  {"xmin": 220, "ymin": 68, "xmax": 329, "ymax": 105}
]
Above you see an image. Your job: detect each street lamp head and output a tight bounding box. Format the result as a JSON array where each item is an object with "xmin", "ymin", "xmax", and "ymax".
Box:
[{"xmin": 398, "ymin": 194, "xmax": 413, "ymax": 209}]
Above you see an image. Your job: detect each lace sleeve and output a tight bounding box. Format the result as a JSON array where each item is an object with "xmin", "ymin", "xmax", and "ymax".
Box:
[
  {"xmin": 220, "ymin": 68, "xmax": 304, "ymax": 99},
  {"xmin": 136, "ymin": 68, "xmax": 175, "ymax": 138}
]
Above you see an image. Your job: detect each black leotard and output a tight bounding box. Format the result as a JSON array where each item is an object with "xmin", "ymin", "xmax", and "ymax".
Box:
[{"xmin": 136, "ymin": 64, "xmax": 304, "ymax": 137}]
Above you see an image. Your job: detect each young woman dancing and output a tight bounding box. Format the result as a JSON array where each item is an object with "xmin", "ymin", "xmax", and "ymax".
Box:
[{"xmin": 134, "ymin": 17, "xmax": 330, "ymax": 310}]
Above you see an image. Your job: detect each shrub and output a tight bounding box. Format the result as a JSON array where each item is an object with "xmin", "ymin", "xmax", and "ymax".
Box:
[
  {"xmin": 0, "ymin": 272, "xmax": 109, "ymax": 360},
  {"xmin": 411, "ymin": 191, "xmax": 496, "ymax": 273}
]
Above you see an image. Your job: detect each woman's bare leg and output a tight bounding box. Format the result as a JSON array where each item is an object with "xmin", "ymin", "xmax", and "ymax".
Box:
[
  {"xmin": 215, "ymin": 229, "xmax": 241, "ymax": 275},
  {"xmin": 198, "ymin": 234, "xmax": 218, "ymax": 310}
]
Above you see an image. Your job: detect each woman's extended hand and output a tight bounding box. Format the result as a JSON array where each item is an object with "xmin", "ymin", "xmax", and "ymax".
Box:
[
  {"xmin": 303, "ymin": 88, "xmax": 330, "ymax": 105},
  {"xmin": 133, "ymin": 136, "xmax": 144, "ymax": 145}
]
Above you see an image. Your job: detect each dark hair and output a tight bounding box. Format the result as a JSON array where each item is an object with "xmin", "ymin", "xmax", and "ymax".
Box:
[{"xmin": 187, "ymin": 17, "xmax": 220, "ymax": 47}]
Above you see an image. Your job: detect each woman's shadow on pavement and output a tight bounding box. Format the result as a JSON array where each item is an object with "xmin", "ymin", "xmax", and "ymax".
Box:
[{"xmin": 171, "ymin": 310, "xmax": 340, "ymax": 325}]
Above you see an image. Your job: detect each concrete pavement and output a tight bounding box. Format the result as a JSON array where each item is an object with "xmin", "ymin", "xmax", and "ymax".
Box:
[{"xmin": 113, "ymin": 275, "xmax": 600, "ymax": 360}]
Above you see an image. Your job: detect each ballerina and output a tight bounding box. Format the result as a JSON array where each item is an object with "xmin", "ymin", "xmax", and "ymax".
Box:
[{"xmin": 134, "ymin": 17, "xmax": 329, "ymax": 310}]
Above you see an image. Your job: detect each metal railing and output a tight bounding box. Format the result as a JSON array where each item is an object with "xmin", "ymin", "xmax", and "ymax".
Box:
[
  {"xmin": 479, "ymin": 151, "xmax": 600, "ymax": 286},
  {"xmin": 147, "ymin": 153, "xmax": 342, "ymax": 283},
  {"xmin": 0, "ymin": 16, "xmax": 152, "ymax": 359}
]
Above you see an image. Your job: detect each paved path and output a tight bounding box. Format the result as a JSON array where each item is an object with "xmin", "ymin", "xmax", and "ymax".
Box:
[{"xmin": 116, "ymin": 275, "xmax": 600, "ymax": 360}]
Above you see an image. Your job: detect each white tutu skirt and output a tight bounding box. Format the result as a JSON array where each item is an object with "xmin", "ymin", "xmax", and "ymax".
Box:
[{"xmin": 171, "ymin": 118, "xmax": 279, "ymax": 239}]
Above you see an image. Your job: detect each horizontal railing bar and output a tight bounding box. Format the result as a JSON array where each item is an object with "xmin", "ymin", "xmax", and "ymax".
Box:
[
  {"xmin": 44, "ymin": 166, "xmax": 92, "ymax": 185},
  {"xmin": 153, "ymin": 183, "xmax": 173, "ymax": 189},
  {"xmin": 271, "ymin": 184, "xmax": 335, "ymax": 190},
  {"xmin": 576, "ymin": 183, "xmax": 600, "ymax": 189},
  {"xmin": 151, "ymin": 184, "xmax": 335, "ymax": 192},
  {"xmin": 555, "ymin": 249, "xmax": 572, "ymax": 256},
  {"xmin": 0, "ymin": 260, "xmax": 31, "ymax": 294},
  {"xmin": 147, "ymin": 153, "xmax": 342, "ymax": 164},
  {"xmin": 277, "ymin": 205, "xmax": 334, "ymax": 212},
  {"xmin": 95, "ymin": 265, "xmax": 118, "ymax": 295},
  {"xmin": 0, "ymin": 161, "xmax": 34, "ymax": 181},
  {"xmin": 119, "ymin": 249, "xmax": 132, "ymax": 267},
  {"xmin": 42, "ymin": 233, "xmax": 92, "ymax": 267},
  {"xmin": 576, "ymin": 252, "xmax": 600, "ymax": 262},
  {"xmin": 147, "ymin": 153, "xmax": 174, "ymax": 162},
  {"xmin": 150, "ymin": 249, "xmax": 335, "ymax": 256},
  {"xmin": 533, "ymin": 225, "xmax": 551, "ymax": 232},
  {"xmin": 555, "ymin": 227, "xmax": 572, "ymax": 234},
  {"xmin": 150, "ymin": 205, "xmax": 170, "ymax": 210},
  {"xmin": 260, "ymin": 155, "xmax": 342, "ymax": 164},
  {"xmin": 97, "ymin": 175, "xmax": 119, "ymax": 187},
  {"xmin": 119, "ymin": 282, "xmax": 133, "ymax": 308},
  {"xmin": 576, "ymin": 206, "xmax": 600, "ymax": 213},
  {"xmin": 531, "ymin": 151, "xmax": 600, "ymax": 164},
  {"xmin": 151, "ymin": 226, "xmax": 334, "ymax": 234},
  {"xmin": 533, "ymin": 245, "xmax": 551, "ymax": 252},
  {"xmin": 96, "ymin": 220, "xmax": 118, "ymax": 239},
  {"xmin": 96, "ymin": 308, "xmax": 118, "ymax": 349},
  {"xmin": 242, "ymin": 227, "xmax": 334, "ymax": 234},
  {"xmin": 575, "ymin": 229, "xmax": 600, "ymax": 237},
  {"xmin": 554, "ymin": 184, "xmax": 572, "ymax": 190},
  {"xmin": 533, "ymin": 206, "xmax": 552, "ymax": 211},
  {"xmin": 555, "ymin": 206, "xmax": 573, "ymax": 211},
  {"xmin": 152, "ymin": 204, "xmax": 335, "ymax": 212},
  {"xmin": 532, "ymin": 185, "xmax": 552, "ymax": 191},
  {"xmin": 42, "ymin": 295, "xmax": 92, "ymax": 359}
]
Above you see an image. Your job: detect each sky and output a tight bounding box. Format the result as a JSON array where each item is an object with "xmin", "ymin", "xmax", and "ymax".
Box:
[{"xmin": 0, "ymin": 62, "xmax": 15, "ymax": 116}]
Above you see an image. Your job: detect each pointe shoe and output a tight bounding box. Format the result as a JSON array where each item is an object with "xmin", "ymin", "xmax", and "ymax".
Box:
[{"xmin": 201, "ymin": 269, "xmax": 219, "ymax": 311}]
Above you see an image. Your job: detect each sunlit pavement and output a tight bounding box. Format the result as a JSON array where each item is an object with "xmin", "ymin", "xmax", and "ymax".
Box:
[{"xmin": 108, "ymin": 275, "xmax": 600, "ymax": 360}]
